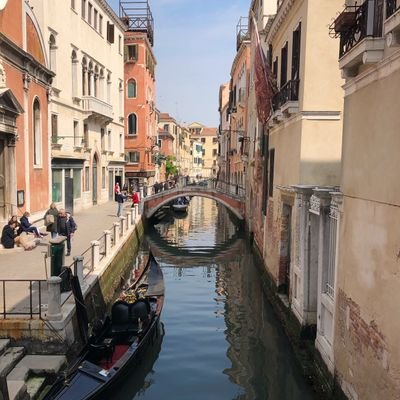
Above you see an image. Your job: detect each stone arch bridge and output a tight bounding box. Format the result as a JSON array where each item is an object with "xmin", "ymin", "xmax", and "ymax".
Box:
[{"xmin": 142, "ymin": 181, "xmax": 245, "ymax": 220}]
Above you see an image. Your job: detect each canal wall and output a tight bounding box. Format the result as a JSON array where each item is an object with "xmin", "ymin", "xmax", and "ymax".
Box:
[
  {"xmin": 251, "ymin": 241, "xmax": 347, "ymax": 400},
  {"xmin": 0, "ymin": 214, "xmax": 145, "ymax": 355}
]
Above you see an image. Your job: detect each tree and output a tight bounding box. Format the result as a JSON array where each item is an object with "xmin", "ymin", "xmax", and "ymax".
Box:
[{"xmin": 165, "ymin": 156, "xmax": 178, "ymax": 177}]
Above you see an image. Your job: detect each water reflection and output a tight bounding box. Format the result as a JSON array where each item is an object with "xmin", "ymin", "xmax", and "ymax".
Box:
[{"xmin": 114, "ymin": 197, "xmax": 314, "ymax": 399}]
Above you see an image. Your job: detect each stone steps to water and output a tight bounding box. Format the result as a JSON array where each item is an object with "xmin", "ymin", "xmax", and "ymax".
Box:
[
  {"xmin": 6, "ymin": 355, "xmax": 66, "ymax": 400},
  {"xmin": 0, "ymin": 338, "xmax": 66, "ymax": 400}
]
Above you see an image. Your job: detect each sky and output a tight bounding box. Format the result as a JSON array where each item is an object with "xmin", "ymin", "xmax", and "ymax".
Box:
[{"xmin": 109, "ymin": 0, "xmax": 250, "ymax": 127}]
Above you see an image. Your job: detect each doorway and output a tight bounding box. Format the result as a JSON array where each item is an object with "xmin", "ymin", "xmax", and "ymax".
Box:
[
  {"xmin": 64, "ymin": 174, "xmax": 74, "ymax": 215},
  {"xmin": 92, "ymin": 156, "xmax": 98, "ymax": 205},
  {"xmin": 279, "ymin": 203, "xmax": 292, "ymax": 295}
]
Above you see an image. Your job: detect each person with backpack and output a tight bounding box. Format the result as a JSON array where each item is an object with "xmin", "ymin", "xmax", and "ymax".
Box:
[{"xmin": 44, "ymin": 203, "xmax": 59, "ymax": 239}]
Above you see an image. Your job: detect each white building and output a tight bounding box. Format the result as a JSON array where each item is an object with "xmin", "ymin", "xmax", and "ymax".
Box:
[{"xmin": 31, "ymin": 0, "xmax": 126, "ymax": 213}]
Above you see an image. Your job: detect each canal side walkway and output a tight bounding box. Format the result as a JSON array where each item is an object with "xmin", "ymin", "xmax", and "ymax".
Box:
[{"xmin": 0, "ymin": 201, "xmax": 136, "ymax": 312}]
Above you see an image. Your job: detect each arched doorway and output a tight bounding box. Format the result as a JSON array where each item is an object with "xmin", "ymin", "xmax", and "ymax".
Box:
[{"xmin": 92, "ymin": 154, "xmax": 98, "ymax": 204}]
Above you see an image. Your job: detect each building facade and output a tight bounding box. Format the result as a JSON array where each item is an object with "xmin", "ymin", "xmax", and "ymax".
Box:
[
  {"xmin": 331, "ymin": 1, "xmax": 400, "ymax": 398},
  {"xmin": 29, "ymin": 0, "xmax": 125, "ymax": 214},
  {"xmin": 122, "ymin": 0, "xmax": 157, "ymax": 191},
  {"xmin": 217, "ymin": 82, "xmax": 230, "ymax": 183},
  {"xmin": 0, "ymin": 0, "xmax": 53, "ymax": 223}
]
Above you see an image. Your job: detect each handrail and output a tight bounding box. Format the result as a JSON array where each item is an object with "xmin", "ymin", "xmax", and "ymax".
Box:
[{"xmin": 0, "ymin": 279, "xmax": 46, "ymax": 319}]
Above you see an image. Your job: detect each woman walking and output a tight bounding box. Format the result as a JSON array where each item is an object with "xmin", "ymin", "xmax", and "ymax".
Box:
[{"xmin": 44, "ymin": 203, "xmax": 59, "ymax": 239}]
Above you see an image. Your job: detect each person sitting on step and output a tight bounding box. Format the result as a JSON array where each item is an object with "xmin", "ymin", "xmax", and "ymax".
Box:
[{"xmin": 19, "ymin": 211, "xmax": 47, "ymax": 238}]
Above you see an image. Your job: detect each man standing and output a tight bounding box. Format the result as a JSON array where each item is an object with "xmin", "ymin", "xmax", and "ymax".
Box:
[
  {"xmin": 57, "ymin": 209, "xmax": 77, "ymax": 256},
  {"xmin": 116, "ymin": 192, "xmax": 125, "ymax": 217}
]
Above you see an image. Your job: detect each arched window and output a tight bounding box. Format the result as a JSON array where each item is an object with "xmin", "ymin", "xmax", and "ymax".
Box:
[
  {"xmin": 127, "ymin": 79, "xmax": 136, "ymax": 98},
  {"xmin": 33, "ymin": 98, "xmax": 42, "ymax": 166},
  {"xmin": 82, "ymin": 57, "xmax": 87, "ymax": 96},
  {"xmin": 128, "ymin": 113, "xmax": 137, "ymax": 135},
  {"xmin": 49, "ymin": 34, "xmax": 56, "ymax": 72},
  {"xmin": 71, "ymin": 50, "xmax": 78, "ymax": 98}
]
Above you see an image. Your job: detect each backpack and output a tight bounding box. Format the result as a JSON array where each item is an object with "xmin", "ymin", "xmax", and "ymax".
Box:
[{"xmin": 45, "ymin": 214, "xmax": 54, "ymax": 226}]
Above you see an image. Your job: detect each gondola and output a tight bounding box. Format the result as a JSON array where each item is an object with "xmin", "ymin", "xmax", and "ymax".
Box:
[
  {"xmin": 172, "ymin": 203, "xmax": 188, "ymax": 212},
  {"xmin": 45, "ymin": 253, "xmax": 164, "ymax": 400}
]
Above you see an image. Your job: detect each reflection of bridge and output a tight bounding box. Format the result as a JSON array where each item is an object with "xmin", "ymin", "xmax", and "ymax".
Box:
[
  {"xmin": 142, "ymin": 180, "xmax": 245, "ymax": 220},
  {"xmin": 145, "ymin": 226, "xmax": 246, "ymax": 267}
]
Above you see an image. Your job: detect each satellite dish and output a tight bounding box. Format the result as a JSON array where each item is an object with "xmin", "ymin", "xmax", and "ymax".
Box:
[{"xmin": 0, "ymin": 0, "xmax": 8, "ymax": 10}]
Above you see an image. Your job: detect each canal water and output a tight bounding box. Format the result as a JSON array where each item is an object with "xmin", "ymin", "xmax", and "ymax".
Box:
[{"xmin": 114, "ymin": 197, "xmax": 315, "ymax": 400}]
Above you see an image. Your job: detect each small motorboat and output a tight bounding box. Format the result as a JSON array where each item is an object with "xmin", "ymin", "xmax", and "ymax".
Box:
[
  {"xmin": 45, "ymin": 253, "xmax": 164, "ymax": 400},
  {"xmin": 172, "ymin": 197, "xmax": 189, "ymax": 212}
]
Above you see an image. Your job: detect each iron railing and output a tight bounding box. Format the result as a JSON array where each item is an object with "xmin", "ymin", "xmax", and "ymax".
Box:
[
  {"xmin": 272, "ymin": 79, "xmax": 300, "ymax": 111},
  {"xmin": 0, "ymin": 280, "xmax": 46, "ymax": 318},
  {"xmin": 336, "ymin": 0, "xmax": 384, "ymax": 58}
]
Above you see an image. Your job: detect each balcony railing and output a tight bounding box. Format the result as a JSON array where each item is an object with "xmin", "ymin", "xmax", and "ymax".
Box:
[
  {"xmin": 333, "ymin": 0, "xmax": 384, "ymax": 58},
  {"xmin": 82, "ymin": 96, "xmax": 113, "ymax": 121},
  {"xmin": 272, "ymin": 79, "xmax": 300, "ymax": 111},
  {"xmin": 236, "ymin": 17, "xmax": 249, "ymax": 51},
  {"xmin": 386, "ymin": 0, "xmax": 400, "ymax": 18}
]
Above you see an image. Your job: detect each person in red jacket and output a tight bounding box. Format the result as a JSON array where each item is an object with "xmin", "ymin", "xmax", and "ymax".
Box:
[{"xmin": 131, "ymin": 191, "xmax": 140, "ymax": 207}]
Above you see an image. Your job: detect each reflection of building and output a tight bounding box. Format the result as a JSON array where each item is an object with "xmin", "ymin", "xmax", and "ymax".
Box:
[
  {"xmin": 122, "ymin": 0, "xmax": 157, "ymax": 190},
  {"xmin": 29, "ymin": 0, "xmax": 125, "ymax": 212},
  {"xmin": 0, "ymin": 0, "xmax": 53, "ymax": 223}
]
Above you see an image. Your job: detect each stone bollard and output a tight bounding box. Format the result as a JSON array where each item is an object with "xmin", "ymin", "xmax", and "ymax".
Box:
[
  {"xmin": 104, "ymin": 230, "xmax": 111, "ymax": 256},
  {"xmin": 120, "ymin": 216, "xmax": 126, "ymax": 236},
  {"xmin": 113, "ymin": 222, "xmax": 120, "ymax": 245},
  {"xmin": 47, "ymin": 276, "xmax": 62, "ymax": 321},
  {"xmin": 73, "ymin": 255, "xmax": 85, "ymax": 288},
  {"xmin": 126, "ymin": 211, "xmax": 131, "ymax": 230},
  {"xmin": 130, "ymin": 208, "xmax": 135, "ymax": 225},
  {"xmin": 91, "ymin": 240, "xmax": 100, "ymax": 271}
]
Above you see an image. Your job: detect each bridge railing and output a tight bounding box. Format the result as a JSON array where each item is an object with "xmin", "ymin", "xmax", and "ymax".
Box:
[{"xmin": 142, "ymin": 178, "xmax": 245, "ymax": 199}]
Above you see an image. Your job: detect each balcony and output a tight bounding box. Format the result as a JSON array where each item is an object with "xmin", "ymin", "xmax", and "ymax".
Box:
[
  {"xmin": 330, "ymin": 0, "xmax": 385, "ymax": 76},
  {"xmin": 236, "ymin": 17, "xmax": 250, "ymax": 51},
  {"xmin": 271, "ymin": 79, "xmax": 300, "ymax": 118},
  {"xmin": 82, "ymin": 96, "xmax": 113, "ymax": 124},
  {"xmin": 384, "ymin": 0, "xmax": 400, "ymax": 47}
]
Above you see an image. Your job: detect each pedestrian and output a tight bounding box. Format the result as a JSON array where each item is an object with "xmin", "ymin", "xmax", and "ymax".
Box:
[
  {"xmin": 19, "ymin": 211, "xmax": 46, "ymax": 238},
  {"xmin": 131, "ymin": 191, "xmax": 140, "ymax": 208},
  {"xmin": 57, "ymin": 209, "xmax": 77, "ymax": 256},
  {"xmin": 116, "ymin": 191, "xmax": 125, "ymax": 217},
  {"xmin": 1, "ymin": 219, "xmax": 20, "ymax": 249},
  {"xmin": 43, "ymin": 202, "xmax": 58, "ymax": 239},
  {"xmin": 154, "ymin": 181, "xmax": 159, "ymax": 194},
  {"xmin": 114, "ymin": 182, "xmax": 120, "ymax": 201}
]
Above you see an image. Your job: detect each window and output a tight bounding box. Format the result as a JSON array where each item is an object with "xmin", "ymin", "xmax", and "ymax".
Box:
[
  {"xmin": 88, "ymin": 3, "xmax": 92, "ymax": 24},
  {"xmin": 202, "ymin": 149, "xmax": 206, "ymax": 156},
  {"xmin": 102, "ymin": 167, "xmax": 106, "ymax": 188},
  {"xmin": 118, "ymin": 35, "xmax": 122, "ymax": 54},
  {"xmin": 280, "ymin": 42, "xmax": 288, "ymax": 87},
  {"xmin": 51, "ymin": 114, "xmax": 58, "ymax": 142},
  {"xmin": 107, "ymin": 21, "xmax": 115, "ymax": 43},
  {"xmin": 81, "ymin": 0, "xmax": 86, "ymax": 18},
  {"xmin": 101, "ymin": 128, "xmax": 105, "ymax": 151},
  {"xmin": 73, "ymin": 121, "xmax": 80, "ymax": 146},
  {"xmin": 201, "ymin": 138, "xmax": 206, "ymax": 143},
  {"xmin": 213, "ymin": 138, "xmax": 218, "ymax": 143},
  {"xmin": 71, "ymin": 0, "xmax": 75, "ymax": 9},
  {"xmin": 108, "ymin": 130, "xmax": 111, "ymax": 150},
  {"xmin": 99, "ymin": 15, "xmax": 103, "ymax": 34},
  {"xmin": 33, "ymin": 99, "xmax": 41, "ymax": 166},
  {"xmin": 52, "ymin": 169, "xmax": 62, "ymax": 202},
  {"xmin": 84, "ymin": 166, "xmax": 90, "ymax": 191},
  {"xmin": 213, "ymin": 149, "xmax": 217, "ymax": 156},
  {"xmin": 127, "ymin": 79, "xmax": 137, "ymax": 98},
  {"xmin": 71, "ymin": 50, "xmax": 78, "ymax": 98},
  {"xmin": 291, "ymin": 23, "xmax": 301, "ymax": 81},
  {"xmin": 124, "ymin": 44, "xmax": 138, "ymax": 62},
  {"xmin": 128, "ymin": 114, "xmax": 137, "ymax": 135},
  {"xmin": 195, "ymin": 144, "xmax": 202, "ymax": 152},
  {"xmin": 73, "ymin": 169, "xmax": 81, "ymax": 199},
  {"xmin": 127, "ymin": 151, "xmax": 140, "ymax": 163},
  {"xmin": 163, "ymin": 124, "xmax": 169, "ymax": 132},
  {"xmin": 269, "ymin": 148, "xmax": 275, "ymax": 197},
  {"xmin": 49, "ymin": 35, "xmax": 56, "ymax": 74},
  {"xmin": 83, "ymin": 123, "xmax": 89, "ymax": 147},
  {"xmin": 94, "ymin": 9, "xmax": 98, "ymax": 30}
]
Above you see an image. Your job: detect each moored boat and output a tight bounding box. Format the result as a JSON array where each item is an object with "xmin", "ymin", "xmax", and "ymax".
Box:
[
  {"xmin": 45, "ymin": 253, "xmax": 164, "ymax": 400},
  {"xmin": 172, "ymin": 203, "xmax": 188, "ymax": 212}
]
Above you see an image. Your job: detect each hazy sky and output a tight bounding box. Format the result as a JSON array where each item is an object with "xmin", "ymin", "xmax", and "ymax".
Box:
[{"xmin": 110, "ymin": 0, "xmax": 250, "ymax": 127}]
